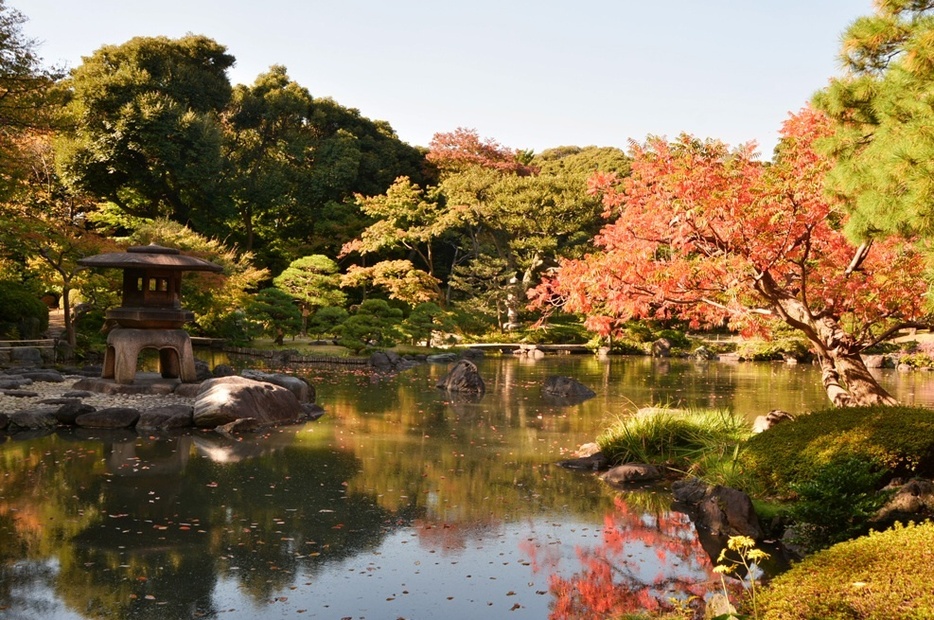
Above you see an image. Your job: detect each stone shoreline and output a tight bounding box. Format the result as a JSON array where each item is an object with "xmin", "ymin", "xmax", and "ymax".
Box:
[{"xmin": 0, "ymin": 375, "xmax": 195, "ymax": 414}]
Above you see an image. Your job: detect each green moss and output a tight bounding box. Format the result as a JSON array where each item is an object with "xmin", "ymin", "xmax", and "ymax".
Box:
[
  {"xmin": 756, "ymin": 521, "xmax": 934, "ymax": 620},
  {"xmin": 739, "ymin": 406, "xmax": 934, "ymax": 497}
]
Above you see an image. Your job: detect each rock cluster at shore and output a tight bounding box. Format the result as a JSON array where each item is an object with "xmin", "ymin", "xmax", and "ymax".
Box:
[{"xmin": 0, "ymin": 367, "xmax": 323, "ymax": 434}]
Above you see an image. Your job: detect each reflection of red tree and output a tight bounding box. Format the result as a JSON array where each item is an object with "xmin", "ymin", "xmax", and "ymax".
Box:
[
  {"xmin": 414, "ymin": 518, "xmax": 503, "ymax": 555},
  {"xmin": 543, "ymin": 498, "xmax": 721, "ymax": 619}
]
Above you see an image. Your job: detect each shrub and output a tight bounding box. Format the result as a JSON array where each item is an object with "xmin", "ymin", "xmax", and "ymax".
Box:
[
  {"xmin": 307, "ymin": 306, "xmax": 348, "ymax": 339},
  {"xmin": 337, "ymin": 299, "xmax": 403, "ymax": 353},
  {"xmin": 735, "ymin": 336, "xmax": 811, "ymax": 361},
  {"xmin": 739, "ymin": 406, "xmax": 934, "ymax": 498},
  {"xmin": 755, "ymin": 521, "xmax": 934, "ymax": 619},
  {"xmin": 597, "ymin": 407, "xmax": 751, "ymax": 473},
  {"xmin": 786, "ymin": 455, "xmax": 890, "ymax": 551},
  {"xmin": 0, "ymin": 281, "xmax": 49, "ymax": 339}
]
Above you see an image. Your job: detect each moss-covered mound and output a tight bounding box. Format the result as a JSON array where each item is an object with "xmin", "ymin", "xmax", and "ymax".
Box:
[
  {"xmin": 756, "ymin": 521, "xmax": 934, "ymax": 619},
  {"xmin": 740, "ymin": 406, "xmax": 934, "ymax": 497}
]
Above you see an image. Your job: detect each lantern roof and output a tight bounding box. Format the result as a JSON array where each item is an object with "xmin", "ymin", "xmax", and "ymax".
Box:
[{"xmin": 78, "ymin": 244, "xmax": 223, "ymax": 272}]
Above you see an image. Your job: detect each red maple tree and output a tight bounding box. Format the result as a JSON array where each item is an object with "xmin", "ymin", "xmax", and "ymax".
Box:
[
  {"xmin": 531, "ymin": 107, "xmax": 928, "ymax": 407},
  {"xmin": 427, "ymin": 127, "xmax": 536, "ymax": 175}
]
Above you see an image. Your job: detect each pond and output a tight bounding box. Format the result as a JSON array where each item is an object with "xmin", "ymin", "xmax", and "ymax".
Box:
[{"xmin": 1, "ymin": 355, "xmax": 933, "ymax": 619}]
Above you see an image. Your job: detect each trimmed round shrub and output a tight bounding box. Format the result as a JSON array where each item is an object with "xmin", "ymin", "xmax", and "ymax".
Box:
[
  {"xmin": 0, "ymin": 281, "xmax": 50, "ymax": 339},
  {"xmin": 740, "ymin": 406, "xmax": 934, "ymax": 497},
  {"xmin": 756, "ymin": 521, "xmax": 934, "ymax": 619}
]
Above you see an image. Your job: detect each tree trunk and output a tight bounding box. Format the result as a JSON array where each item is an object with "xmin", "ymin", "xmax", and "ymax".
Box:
[
  {"xmin": 818, "ymin": 349, "xmax": 898, "ymax": 407},
  {"xmin": 757, "ymin": 273, "xmax": 898, "ymax": 408},
  {"xmin": 62, "ymin": 284, "xmax": 76, "ymax": 348}
]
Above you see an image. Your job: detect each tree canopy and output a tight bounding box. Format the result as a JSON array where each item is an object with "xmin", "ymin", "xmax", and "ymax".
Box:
[
  {"xmin": 56, "ymin": 35, "xmax": 234, "ymax": 232},
  {"xmin": 814, "ymin": 0, "xmax": 934, "ymax": 240},
  {"xmin": 531, "ymin": 107, "xmax": 930, "ymax": 407}
]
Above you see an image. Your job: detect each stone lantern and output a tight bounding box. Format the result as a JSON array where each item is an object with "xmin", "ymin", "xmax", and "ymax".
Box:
[{"xmin": 78, "ymin": 244, "xmax": 223, "ymax": 384}]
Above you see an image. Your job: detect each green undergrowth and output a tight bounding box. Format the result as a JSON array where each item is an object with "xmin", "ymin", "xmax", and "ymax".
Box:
[
  {"xmin": 739, "ymin": 405, "xmax": 934, "ymax": 498},
  {"xmin": 597, "ymin": 407, "xmax": 751, "ymax": 480},
  {"xmin": 754, "ymin": 521, "xmax": 934, "ymax": 619}
]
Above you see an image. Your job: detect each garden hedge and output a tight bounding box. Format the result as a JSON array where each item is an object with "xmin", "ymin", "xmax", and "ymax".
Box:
[
  {"xmin": 740, "ymin": 406, "xmax": 934, "ymax": 497},
  {"xmin": 756, "ymin": 521, "xmax": 934, "ymax": 619}
]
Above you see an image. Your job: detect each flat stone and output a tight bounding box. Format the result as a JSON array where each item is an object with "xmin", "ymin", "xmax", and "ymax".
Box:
[
  {"xmin": 62, "ymin": 390, "xmax": 94, "ymax": 398},
  {"xmin": 601, "ymin": 463, "xmax": 663, "ymax": 485},
  {"xmin": 75, "ymin": 407, "xmax": 141, "ymax": 429},
  {"xmin": 20, "ymin": 370, "xmax": 65, "ymax": 383},
  {"xmin": 39, "ymin": 398, "xmax": 81, "ymax": 406},
  {"xmin": 1, "ymin": 389, "xmax": 39, "ymax": 398},
  {"xmin": 0, "ymin": 377, "xmax": 32, "ymax": 389}
]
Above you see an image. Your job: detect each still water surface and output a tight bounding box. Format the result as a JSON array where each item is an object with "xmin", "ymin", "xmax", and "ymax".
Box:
[{"xmin": 2, "ymin": 356, "xmax": 932, "ymax": 619}]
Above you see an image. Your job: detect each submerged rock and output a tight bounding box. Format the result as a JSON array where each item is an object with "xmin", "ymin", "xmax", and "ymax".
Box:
[
  {"xmin": 542, "ymin": 375, "xmax": 596, "ymax": 404},
  {"xmin": 601, "ymin": 463, "xmax": 663, "ymax": 485},
  {"xmin": 436, "ymin": 359, "xmax": 485, "ymax": 395}
]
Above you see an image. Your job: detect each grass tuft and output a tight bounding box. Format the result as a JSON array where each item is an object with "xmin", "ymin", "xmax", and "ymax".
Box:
[{"xmin": 597, "ymin": 406, "xmax": 752, "ymax": 480}]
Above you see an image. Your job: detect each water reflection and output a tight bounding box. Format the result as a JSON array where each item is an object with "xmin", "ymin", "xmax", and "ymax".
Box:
[{"xmin": 1, "ymin": 356, "xmax": 932, "ymax": 619}]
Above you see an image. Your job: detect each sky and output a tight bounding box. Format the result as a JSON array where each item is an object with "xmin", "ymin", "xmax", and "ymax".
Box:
[{"xmin": 14, "ymin": 0, "xmax": 874, "ymax": 156}]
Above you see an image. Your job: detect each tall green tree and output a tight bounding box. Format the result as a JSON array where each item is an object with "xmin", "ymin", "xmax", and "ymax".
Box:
[
  {"xmin": 56, "ymin": 35, "xmax": 235, "ymax": 233},
  {"xmin": 222, "ymin": 66, "xmax": 315, "ymax": 256},
  {"xmin": 814, "ymin": 0, "xmax": 934, "ymax": 240}
]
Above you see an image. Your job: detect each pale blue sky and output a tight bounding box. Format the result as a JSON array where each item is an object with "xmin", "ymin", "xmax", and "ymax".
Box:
[{"xmin": 15, "ymin": 0, "xmax": 873, "ymax": 156}]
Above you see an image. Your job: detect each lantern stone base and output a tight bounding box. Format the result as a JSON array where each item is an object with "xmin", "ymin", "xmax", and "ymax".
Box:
[{"xmin": 103, "ymin": 328, "xmax": 198, "ymax": 384}]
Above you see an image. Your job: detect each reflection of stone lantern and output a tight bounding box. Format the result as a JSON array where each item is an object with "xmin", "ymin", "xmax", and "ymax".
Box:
[{"xmin": 78, "ymin": 244, "xmax": 223, "ymax": 384}]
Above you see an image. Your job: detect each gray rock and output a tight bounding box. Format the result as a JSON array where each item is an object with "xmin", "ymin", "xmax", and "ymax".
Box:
[
  {"xmin": 193, "ymin": 376, "xmax": 303, "ymax": 428},
  {"xmin": 601, "ymin": 463, "xmax": 663, "ymax": 485},
  {"xmin": 212, "ymin": 364, "xmax": 236, "ymax": 377},
  {"xmin": 75, "ymin": 407, "xmax": 141, "ymax": 429},
  {"xmin": 674, "ymin": 478, "xmax": 763, "ymax": 539},
  {"xmin": 436, "ymin": 359, "xmax": 485, "ymax": 394},
  {"xmin": 672, "ymin": 477, "xmax": 709, "ymax": 505},
  {"xmin": 873, "ymin": 478, "xmax": 934, "ymax": 524},
  {"xmin": 62, "ymin": 390, "xmax": 94, "ymax": 398},
  {"xmin": 557, "ymin": 452, "xmax": 609, "ymax": 470},
  {"xmin": 542, "ymin": 376, "xmax": 596, "ymax": 402},
  {"xmin": 427, "ymin": 353, "xmax": 459, "ymax": 364},
  {"xmin": 0, "ymin": 377, "xmax": 32, "ymax": 389},
  {"xmin": 0, "ymin": 413, "xmax": 7, "ymax": 430},
  {"xmin": 752, "ymin": 409, "xmax": 795, "ymax": 433},
  {"xmin": 195, "ymin": 360, "xmax": 213, "ymax": 381},
  {"xmin": 692, "ymin": 346, "xmax": 718, "ymax": 361},
  {"xmin": 137, "ymin": 405, "xmax": 194, "ymax": 430},
  {"xmin": 54, "ymin": 402, "xmax": 96, "ymax": 424},
  {"xmin": 8, "ymin": 409, "xmax": 59, "ymax": 431},
  {"xmin": 20, "ymin": 370, "xmax": 64, "ymax": 383},
  {"xmin": 40, "ymin": 397, "xmax": 81, "ymax": 406},
  {"xmin": 173, "ymin": 383, "xmax": 203, "ymax": 398},
  {"xmin": 651, "ymin": 338, "xmax": 672, "ymax": 357},
  {"xmin": 1, "ymin": 389, "xmax": 39, "ymax": 398},
  {"xmin": 240, "ymin": 369, "xmax": 313, "ymax": 403}
]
